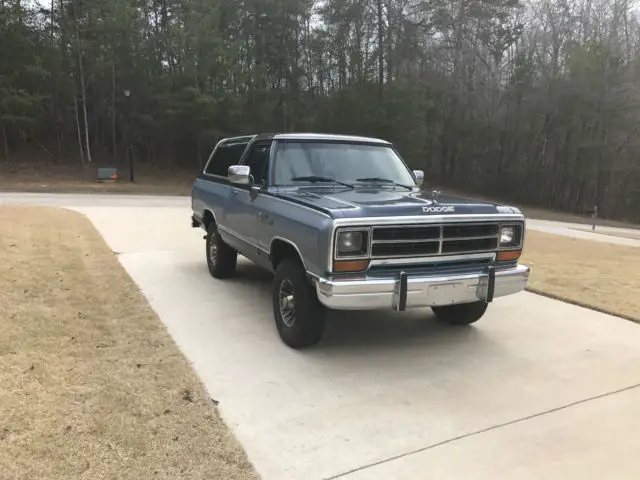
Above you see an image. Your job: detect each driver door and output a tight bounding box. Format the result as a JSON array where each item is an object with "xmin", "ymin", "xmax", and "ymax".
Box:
[{"xmin": 224, "ymin": 141, "xmax": 271, "ymax": 262}]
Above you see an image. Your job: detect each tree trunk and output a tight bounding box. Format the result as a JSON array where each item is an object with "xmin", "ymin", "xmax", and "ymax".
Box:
[
  {"xmin": 111, "ymin": 61, "xmax": 117, "ymax": 158},
  {"xmin": 80, "ymin": 83, "xmax": 92, "ymax": 165},
  {"xmin": 51, "ymin": 0, "xmax": 55, "ymax": 40},
  {"xmin": 75, "ymin": 97, "xmax": 86, "ymax": 167},
  {"xmin": 377, "ymin": 0, "xmax": 384, "ymax": 95},
  {"xmin": 2, "ymin": 123, "xmax": 9, "ymax": 162},
  {"xmin": 72, "ymin": 0, "xmax": 92, "ymax": 165},
  {"xmin": 57, "ymin": 130, "xmax": 64, "ymax": 159}
]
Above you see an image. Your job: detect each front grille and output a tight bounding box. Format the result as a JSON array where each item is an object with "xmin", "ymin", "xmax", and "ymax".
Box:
[
  {"xmin": 373, "ymin": 226, "xmax": 440, "ymax": 241},
  {"xmin": 371, "ymin": 222, "xmax": 500, "ymax": 258},
  {"xmin": 443, "ymin": 223, "xmax": 499, "ymax": 238},
  {"xmin": 372, "ymin": 241, "xmax": 439, "ymax": 257},
  {"xmin": 442, "ymin": 237, "xmax": 498, "ymax": 254}
]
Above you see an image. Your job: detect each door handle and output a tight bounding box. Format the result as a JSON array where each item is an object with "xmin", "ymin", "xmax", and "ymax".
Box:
[{"xmin": 231, "ymin": 189, "xmax": 240, "ymax": 196}]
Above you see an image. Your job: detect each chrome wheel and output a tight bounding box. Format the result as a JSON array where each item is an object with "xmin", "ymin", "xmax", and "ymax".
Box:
[{"xmin": 278, "ymin": 279, "xmax": 296, "ymax": 327}]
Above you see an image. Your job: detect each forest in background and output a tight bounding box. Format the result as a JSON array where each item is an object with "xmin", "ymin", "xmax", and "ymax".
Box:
[{"xmin": 1, "ymin": 0, "xmax": 639, "ymax": 221}]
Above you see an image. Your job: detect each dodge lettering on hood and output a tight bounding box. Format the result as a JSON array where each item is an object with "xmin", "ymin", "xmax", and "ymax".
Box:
[{"xmin": 191, "ymin": 133, "xmax": 530, "ymax": 349}]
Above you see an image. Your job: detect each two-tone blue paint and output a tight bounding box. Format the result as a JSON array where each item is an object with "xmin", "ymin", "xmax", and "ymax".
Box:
[{"xmin": 191, "ymin": 134, "xmax": 524, "ymax": 278}]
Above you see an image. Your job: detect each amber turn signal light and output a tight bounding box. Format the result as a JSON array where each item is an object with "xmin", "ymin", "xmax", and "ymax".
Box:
[
  {"xmin": 333, "ymin": 259, "xmax": 369, "ymax": 273},
  {"xmin": 496, "ymin": 250, "xmax": 522, "ymax": 262}
]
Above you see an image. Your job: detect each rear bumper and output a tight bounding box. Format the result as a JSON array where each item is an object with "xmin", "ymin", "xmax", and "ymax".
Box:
[{"xmin": 315, "ymin": 264, "xmax": 530, "ymax": 310}]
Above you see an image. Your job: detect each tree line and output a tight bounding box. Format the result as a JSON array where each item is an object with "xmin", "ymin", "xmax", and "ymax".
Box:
[{"xmin": 1, "ymin": 0, "xmax": 639, "ymax": 221}]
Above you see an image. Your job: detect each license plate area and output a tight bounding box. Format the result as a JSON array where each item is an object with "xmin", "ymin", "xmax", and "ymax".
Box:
[{"xmin": 426, "ymin": 281, "xmax": 467, "ymax": 306}]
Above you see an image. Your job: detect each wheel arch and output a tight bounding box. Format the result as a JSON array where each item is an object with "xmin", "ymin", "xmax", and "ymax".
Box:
[
  {"xmin": 201, "ymin": 208, "xmax": 216, "ymax": 229},
  {"xmin": 269, "ymin": 237, "xmax": 308, "ymax": 272}
]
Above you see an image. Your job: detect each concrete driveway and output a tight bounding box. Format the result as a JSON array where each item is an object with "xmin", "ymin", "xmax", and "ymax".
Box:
[{"xmin": 3, "ymin": 192, "xmax": 640, "ymax": 479}]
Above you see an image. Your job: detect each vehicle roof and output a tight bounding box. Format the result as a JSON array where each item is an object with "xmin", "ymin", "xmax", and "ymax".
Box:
[
  {"xmin": 221, "ymin": 132, "xmax": 391, "ymax": 145},
  {"xmin": 273, "ymin": 133, "xmax": 391, "ymax": 145}
]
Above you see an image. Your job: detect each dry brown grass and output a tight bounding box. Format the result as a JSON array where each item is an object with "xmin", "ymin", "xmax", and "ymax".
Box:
[
  {"xmin": 0, "ymin": 206, "xmax": 258, "ymax": 480},
  {"xmin": 521, "ymin": 230, "xmax": 640, "ymax": 322}
]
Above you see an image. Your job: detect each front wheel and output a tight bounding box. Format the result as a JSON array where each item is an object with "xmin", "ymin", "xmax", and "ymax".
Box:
[
  {"xmin": 272, "ymin": 258, "xmax": 326, "ymax": 349},
  {"xmin": 431, "ymin": 301, "xmax": 488, "ymax": 326}
]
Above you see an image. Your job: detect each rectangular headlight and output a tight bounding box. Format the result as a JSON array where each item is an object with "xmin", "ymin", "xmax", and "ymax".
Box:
[
  {"xmin": 335, "ymin": 229, "xmax": 369, "ymax": 258},
  {"xmin": 499, "ymin": 224, "xmax": 523, "ymax": 248}
]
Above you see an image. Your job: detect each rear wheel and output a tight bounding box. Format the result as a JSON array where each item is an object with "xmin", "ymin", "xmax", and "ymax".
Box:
[
  {"xmin": 272, "ymin": 258, "xmax": 326, "ymax": 348},
  {"xmin": 431, "ymin": 301, "xmax": 488, "ymax": 326},
  {"xmin": 206, "ymin": 222, "xmax": 237, "ymax": 279}
]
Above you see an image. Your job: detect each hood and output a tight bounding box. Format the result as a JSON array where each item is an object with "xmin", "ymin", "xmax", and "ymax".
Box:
[{"xmin": 272, "ymin": 186, "xmax": 520, "ymax": 219}]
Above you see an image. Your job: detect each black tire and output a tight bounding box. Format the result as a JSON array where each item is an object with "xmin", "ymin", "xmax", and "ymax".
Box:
[
  {"xmin": 272, "ymin": 258, "xmax": 327, "ymax": 349},
  {"xmin": 431, "ymin": 301, "xmax": 488, "ymax": 326},
  {"xmin": 206, "ymin": 222, "xmax": 237, "ymax": 279}
]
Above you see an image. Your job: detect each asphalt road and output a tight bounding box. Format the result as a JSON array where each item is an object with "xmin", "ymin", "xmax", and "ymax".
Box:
[{"xmin": 3, "ymin": 192, "xmax": 640, "ymax": 480}]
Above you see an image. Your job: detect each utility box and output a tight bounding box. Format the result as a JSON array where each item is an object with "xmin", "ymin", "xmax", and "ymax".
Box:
[{"xmin": 96, "ymin": 167, "xmax": 119, "ymax": 182}]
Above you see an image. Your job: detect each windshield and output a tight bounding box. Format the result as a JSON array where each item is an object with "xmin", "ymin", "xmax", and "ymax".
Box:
[{"xmin": 272, "ymin": 142, "xmax": 417, "ymax": 187}]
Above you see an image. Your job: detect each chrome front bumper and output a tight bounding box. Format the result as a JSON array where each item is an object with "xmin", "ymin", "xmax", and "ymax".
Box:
[{"xmin": 315, "ymin": 264, "xmax": 530, "ymax": 310}]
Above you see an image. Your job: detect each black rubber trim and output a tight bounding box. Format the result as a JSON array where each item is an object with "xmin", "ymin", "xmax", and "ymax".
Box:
[
  {"xmin": 486, "ymin": 266, "xmax": 496, "ymax": 303},
  {"xmin": 398, "ymin": 271, "xmax": 408, "ymax": 311}
]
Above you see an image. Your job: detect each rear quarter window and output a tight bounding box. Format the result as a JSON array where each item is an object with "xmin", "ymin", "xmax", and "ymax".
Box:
[{"xmin": 204, "ymin": 142, "xmax": 248, "ymax": 177}]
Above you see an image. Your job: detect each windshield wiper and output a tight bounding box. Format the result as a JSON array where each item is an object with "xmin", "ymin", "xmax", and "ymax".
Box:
[
  {"xmin": 355, "ymin": 177, "xmax": 413, "ymax": 190},
  {"xmin": 290, "ymin": 176, "xmax": 354, "ymax": 189}
]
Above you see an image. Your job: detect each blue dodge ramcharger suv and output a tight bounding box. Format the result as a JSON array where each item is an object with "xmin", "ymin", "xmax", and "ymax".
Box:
[{"xmin": 191, "ymin": 133, "xmax": 530, "ymax": 348}]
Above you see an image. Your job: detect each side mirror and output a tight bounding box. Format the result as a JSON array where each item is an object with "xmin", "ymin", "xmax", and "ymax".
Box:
[
  {"xmin": 413, "ymin": 170, "xmax": 424, "ymax": 187},
  {"xmin": 228, "ymin": 165, "xmax": 251, "ymax": 185}
]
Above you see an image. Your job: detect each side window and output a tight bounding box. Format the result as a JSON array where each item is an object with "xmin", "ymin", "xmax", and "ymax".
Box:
[
  {"xmin": 204, "ymin": 142, "xmax": 248, "ymax": 177},
  {"xmin": 243, "ymin": 143, "xmax": 271, "ymax": 186}
]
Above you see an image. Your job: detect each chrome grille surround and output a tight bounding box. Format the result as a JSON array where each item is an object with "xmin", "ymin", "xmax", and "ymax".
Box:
[
  {"xmin": 370, "ymin": 222, "xmax": 511, "ymax": 259},
  {"xmin": 327, "ymin": 214, "xmax": 526, "ymax": 273}
]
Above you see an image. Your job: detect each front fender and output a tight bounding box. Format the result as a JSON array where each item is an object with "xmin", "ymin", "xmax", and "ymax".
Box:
[{"xmin": 261, "ymin": 194, "xmax": 334, "ymax": 277}]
